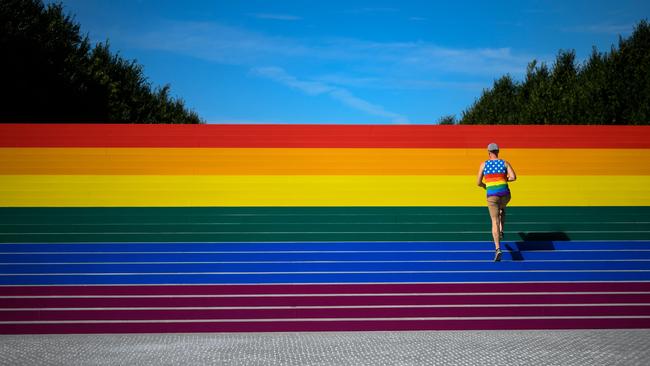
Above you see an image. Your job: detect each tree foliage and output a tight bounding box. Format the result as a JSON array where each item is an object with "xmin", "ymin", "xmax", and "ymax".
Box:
[
  {"xmin": 460, "ymin": 20, "xmax": 650, "ymax": 125},
  {"xmin": 436, "ymin": 114, "xmax": 457, "ymax": 125},
  {"xmin": 0, "ymin": 0, "xmax": 202, "ymax": 123}
]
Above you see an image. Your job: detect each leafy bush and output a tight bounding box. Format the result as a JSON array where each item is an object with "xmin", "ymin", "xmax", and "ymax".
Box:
[
  {"xmin": 0, "ymin": 0, "xmax": 202, "ymax": 123},
  {"xmin": 460, "ymin": 20, "xmax": 650, "ymax": 125}
]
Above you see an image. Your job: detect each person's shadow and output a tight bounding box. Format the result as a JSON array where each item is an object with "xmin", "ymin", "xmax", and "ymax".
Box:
[{"xmin": 504, "ymin": 232, "xmax": 569, "ymax": 261}]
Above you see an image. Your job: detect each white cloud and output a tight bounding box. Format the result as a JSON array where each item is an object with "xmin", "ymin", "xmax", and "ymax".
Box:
[
  {"xmin": 128, "ymin": 20, "xmax": 535, "ymax": 81},
  {"xmin": 345, "ymin": 8, "xmax": 400, "ymax": 14},
  {"xmin": 251, "ymin": 66, "xmax": 334, "ymax": 95},
  {"xmin": 132, "ymin": 21, "xmax": 312, "ymax": 65},
  {"xmin": 251, "ymin": 67, "xmax": 410, "ymax": 124},
  {"xmin": 328, "ymin": 88, "xmax": 410, "ymax": 124},
  {"xmin": 313, "ymin": 74, "xmax": 383, "ymax": 88},
  {"xmin": 206, "ymin": 118, "xmax": 390, "ymax": 125},
  {"xmin": 206, "ymin": 118, "xmax": 307, "ymax": 125},
  {"xmin": 249, "ymin": 13, "xmax": 302, "ymax": 21},
  {"xmin": 561, "ymin": 23, "xmax": 634, "ymax": 35},
  {"xmin": 314, "ymin": 73, "xmax": 484, "ymax": 91}
]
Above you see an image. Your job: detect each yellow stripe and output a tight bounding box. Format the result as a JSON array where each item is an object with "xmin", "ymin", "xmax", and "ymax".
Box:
[
  {"xmin": 1, "ymin": 175, "xmax": 649, "ymax": 207},
  {"xmin": 2, "ymin": 148, "xmax": 649, "ymax": 175}
]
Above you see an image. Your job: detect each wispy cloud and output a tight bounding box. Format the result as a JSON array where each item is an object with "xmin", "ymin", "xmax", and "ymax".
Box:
[
  {"xmin": 345, "ymin": 7, "xmax": 400, "ymax": 14},
  {"xmin": 251, "ymin": 66, "xmax": 409, "ymax": 124},
  {"xmin": 409, "ymin": 17, "xmax": 427, "ymax": 22},
  {"xmin": 523, "ymin": 8, "xmax": 552, "ymax": 14},
  {"xmin": 249, "ymin": 13, "xmax": 302, "ymax": 21},
  {"xmin": 314, "ymin": 73, "xmax": 484, "ymax": 91},
  {"xmin": 132, "ymin": 21, "xmax": 312, "ymax": 65},
  {"xmin": 129, "ymin": 20, "xmax": 535, "ymax": 81},
  {"xmin": 251, "ymin": 66, "xmax": 333, "ymax": 95},
  {"xmin": 560, "ymin": 23, "xmax": 634, "ymax": 35},
  {"xmin": 207, "ymin": 118, "xmax": 309, "ymax": 125},
  {"xmin": 206, "ymin": 117, "xmax": 387, "ymax": 125}
]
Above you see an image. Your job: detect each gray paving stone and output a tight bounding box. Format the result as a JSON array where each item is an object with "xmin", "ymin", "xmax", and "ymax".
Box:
[{"xmin": 1, "ymin": 330, "xmax": 650, "ymax": 366}]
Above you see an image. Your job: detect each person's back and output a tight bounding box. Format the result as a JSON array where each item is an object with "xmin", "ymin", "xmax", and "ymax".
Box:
[
  {"xmin": 477, "ymin": 143, "xmax": 516, "ymax": 261},
  {"xmin": 483, "ymin": 159, "xmax": 510, "ymax": 198}
]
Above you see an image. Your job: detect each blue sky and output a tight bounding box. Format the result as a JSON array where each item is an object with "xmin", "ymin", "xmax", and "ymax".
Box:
[{"xmin": 50, "ymin": 0, "xmax": 648, "ymax": 124}]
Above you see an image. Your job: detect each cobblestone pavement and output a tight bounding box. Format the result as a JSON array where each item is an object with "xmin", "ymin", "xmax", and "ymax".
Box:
[{"xmin": 1, "ymin": 330, "xmax": 650, "ymax": 366}]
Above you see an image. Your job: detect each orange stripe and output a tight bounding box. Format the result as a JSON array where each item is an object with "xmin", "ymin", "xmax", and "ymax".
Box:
[{"xmin": 1, "ymin": 148, "xmax": 649, "ymax": 175}]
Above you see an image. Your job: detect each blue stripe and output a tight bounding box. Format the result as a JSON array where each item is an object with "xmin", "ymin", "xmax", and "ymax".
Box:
[
  {"xmin": 2, "ymin": 261, "xmax": 650, "ymax": 274},
  {"xmin": 2, "ymin": 251, "xmax": 650, "ymax": 263},
  {"xmin": 2, "ymin": 241, "xmax": 649, "ymax": 285},
  {"xmin": 2, "ymin": 241, "xmax": 650, "ymax": 252}
]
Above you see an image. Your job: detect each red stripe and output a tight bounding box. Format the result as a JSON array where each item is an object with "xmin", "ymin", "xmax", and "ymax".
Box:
[
  {"xmin": 3, "ymin": 294, "xmax": 649, "ymax": 308},
  {"xmin": 4, "ymin": 282, "xmax": 650, "ymax": 296},
  {"xmin": 2, "ymin": 306, "xmax": 649, "ymax": 322},
  {"xmin": 484, "ymin": 174, "xmax": 507, "ymax": 181},
  {"xmin": 1, "ymin": 124, "xmax": 649, "ymax": 148},
  {"xmin": 2, "ymin": 318, "xmax": 650, "ymax": 334}
]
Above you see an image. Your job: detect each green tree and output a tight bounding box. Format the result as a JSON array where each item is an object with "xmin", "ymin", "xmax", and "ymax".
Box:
[
  {"xmin": 519, "ymin": 60, "xmax": 551, "ymax": 124},
  {"xmin": 549, "ymin": 50, "xmax": 579, "ymax": 124},
  {"xmin": 459, "ymin": 20, "xmax": 650, "ymax": 125},
  {"xmin": 0, "ymin": 0, "xmax": 202, "ymax": 123},
  {"xmin": 461, "ymin": 75, "xmax": 521, "ymax": 124},
  {"xmin": 437, "ymin": 114, "xmax": 457, "ymax": 125}
]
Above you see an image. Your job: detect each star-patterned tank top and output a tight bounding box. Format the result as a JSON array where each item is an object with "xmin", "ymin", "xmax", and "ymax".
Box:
[{"xmin": 483, "ymin": 159, "xmax": 510, "ymax": 197}]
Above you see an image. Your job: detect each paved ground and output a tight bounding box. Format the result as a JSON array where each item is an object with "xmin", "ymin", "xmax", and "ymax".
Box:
[{"xmin": 2, "ymin": 329, "xmax": 650, "ymax": 366}]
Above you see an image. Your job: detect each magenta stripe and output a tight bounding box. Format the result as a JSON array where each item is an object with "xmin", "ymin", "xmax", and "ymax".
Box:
[
  {"xmin": 3, "ymin": 283, "xmax": 650, "ymax": 333},
  {"xmin": 3, "ymin": 293, "xmax": 650, "ymax": 309},
  {"xmin": 2, "ymin": 318, "xmax": 650, "ymax": 334},
  {"xmin": 3, "ymin": 282, "xmax": 650, "ymax": 297},
  {"xmin": 2, "ymin": 306, "xmax": 650, "ymax": 322}
]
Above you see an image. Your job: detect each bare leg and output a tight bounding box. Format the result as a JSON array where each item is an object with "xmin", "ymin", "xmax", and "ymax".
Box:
[
  {"xmin": 487, "ymin": 199, "xmax": 503, "ymax": 261},
  {"xmin": 491, "ymin": 216, "xmax": 501, "ymax": 250},
  {"xmin": 500, "ymin": 208, "xmax": 506, "ymax": 238}
]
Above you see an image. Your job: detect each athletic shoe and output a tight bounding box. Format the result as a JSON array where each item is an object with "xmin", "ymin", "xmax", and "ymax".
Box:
[{"xmin": 494, "ymin": 248, "xmax": 502, "ymax": 262}]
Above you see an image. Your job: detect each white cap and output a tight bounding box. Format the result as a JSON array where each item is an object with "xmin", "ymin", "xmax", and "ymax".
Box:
[{"xmin": 487, "ymin": 143, "xmax": 499, "ymax": 152}]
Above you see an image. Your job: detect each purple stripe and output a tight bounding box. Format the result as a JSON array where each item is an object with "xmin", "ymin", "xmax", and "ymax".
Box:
[
  {"xmin": 3, "ymin": 318, "xmax": 650, "ymax": 334},
  {"xmin": 3, "ymin": 294, "xmax": 650, "ymax": 309},
  {"xmin": 3, "ymin": 282, "xmax": 650, "ymax": 297},
  {"xmin": 3, "ymin": 283, "xmax": 649, "ymax": 333},
  {"xmin": 3, "ymin": 306, "xmax": 650, "ymax": 322},
  {"xmin": 487, "ymin": 191, "xmax": 509, "ymax": 196}
]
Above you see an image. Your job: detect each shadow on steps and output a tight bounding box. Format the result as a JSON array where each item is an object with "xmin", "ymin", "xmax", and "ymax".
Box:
[{"xmin": 504, "ymin": 231, "xmax": 569, "ymax": 261}]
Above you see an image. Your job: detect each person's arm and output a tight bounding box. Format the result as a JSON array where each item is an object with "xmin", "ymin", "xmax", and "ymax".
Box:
[
  {"xmin": 477, "ymin": 162, "xmax": 486, "ymax": 189},
  {"xmin": 506, "ymin": 161, "xmax": 517, "ymax": 182}
]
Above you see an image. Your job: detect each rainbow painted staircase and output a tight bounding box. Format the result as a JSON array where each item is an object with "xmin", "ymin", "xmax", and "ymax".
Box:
[{"xmin": 1, "ymin": 124, "xmax": 649, "ymax": 334}]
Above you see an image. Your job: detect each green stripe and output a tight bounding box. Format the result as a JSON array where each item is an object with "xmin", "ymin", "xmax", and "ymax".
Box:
[
  {"xmin": 3, "ymin": 207, "xmax": 650, "ymax": 219},
  {"xmin": 1, "ymin": 207, "xmax": 649, "ymax": 243},
  {"xmin": 2, "ymin": 223, "xmax": 649, "ymax": 233}
]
